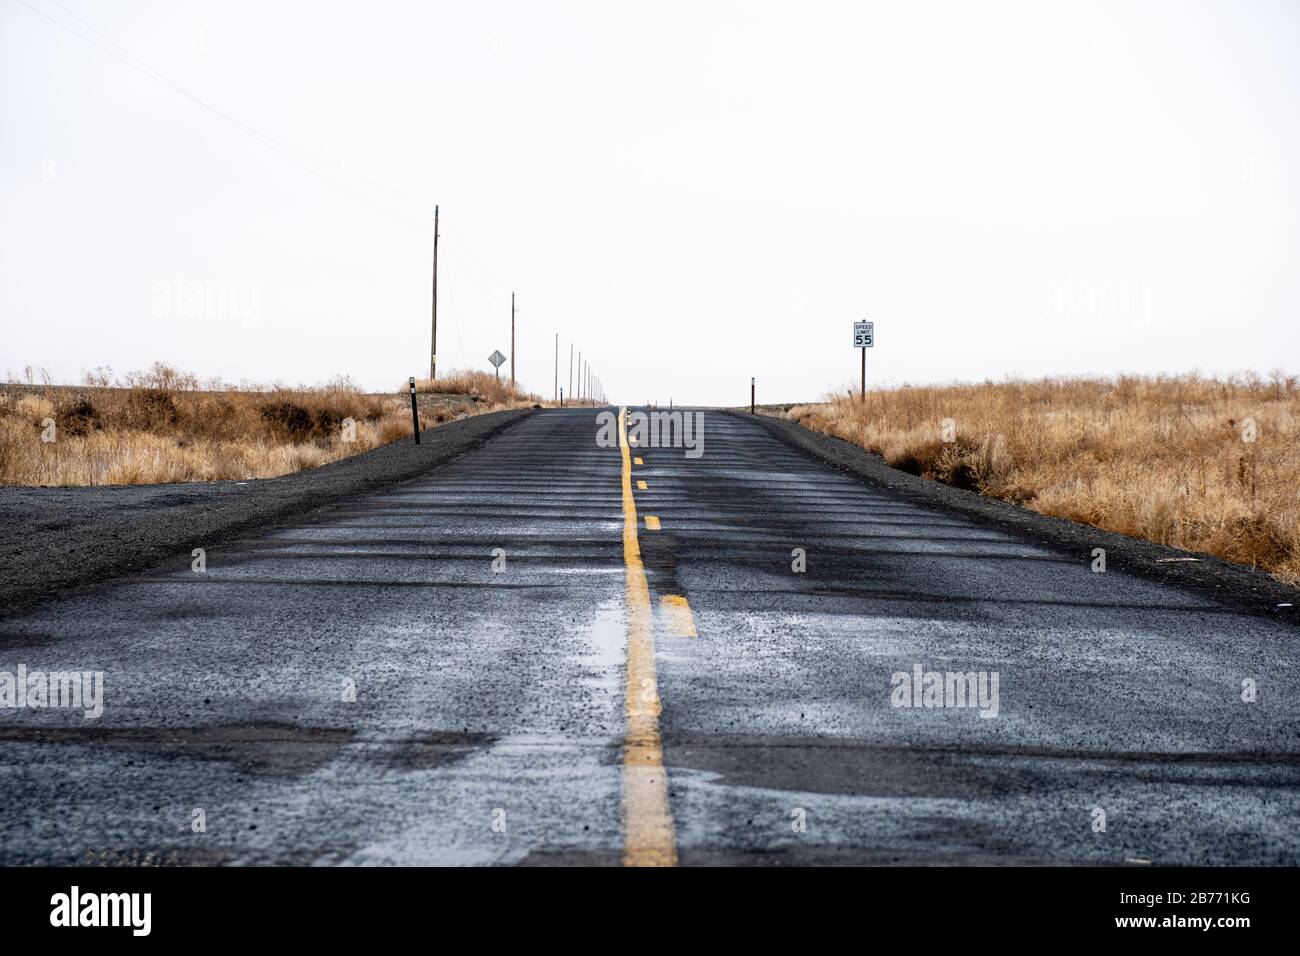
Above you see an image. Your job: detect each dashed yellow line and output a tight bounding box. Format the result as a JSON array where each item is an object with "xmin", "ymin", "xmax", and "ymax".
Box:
[
  {"xmin": 617, "ymin": 406, "xmax": 677, "ymax": 867},
  {"xmin": 644, "ymin": 515, "xmax": 661, "ymax": 530},
  {"xmin": 660, "ymin": 595, "xmax": 698, "ymax": 638},
  {"xmin": 634, "ymin": 457, "xmax": 644, "ymax": 466},
  {"xmin": 637, "ymin": 480, "xmax": 647, "ymax": 491}
]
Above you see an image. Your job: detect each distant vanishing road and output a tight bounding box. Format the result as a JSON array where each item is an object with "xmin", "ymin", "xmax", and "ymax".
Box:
[{"xmin": 1, "ymin": 407, "xmax": 1297, "ymax": 865}]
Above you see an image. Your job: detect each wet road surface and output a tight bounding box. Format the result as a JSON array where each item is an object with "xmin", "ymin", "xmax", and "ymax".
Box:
[{"xmin": 1, "ymin": 408, "xmax": 1297, "ymax": 865}]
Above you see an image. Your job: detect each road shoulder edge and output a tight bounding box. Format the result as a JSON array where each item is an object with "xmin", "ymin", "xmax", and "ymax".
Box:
[
  {"xmin": 728, "ymin": 410, "xmax": 1300, "ymax": 621},
  {"xmin": 0, "ymin": 408, "xmax": 535, "ymax": 615}
]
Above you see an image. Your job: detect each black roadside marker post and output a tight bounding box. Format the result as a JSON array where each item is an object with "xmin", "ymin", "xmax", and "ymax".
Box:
[
  {"xmin": 560, "ymin": 387, "xmax": 564, "ymax": 407},
  {"xmin": 751, "ymin": 376, "xmax": 755, "ymax": 414},
  {"xmin": 409, "ymin": 376, "xmax": 421, "ymax": 444}
]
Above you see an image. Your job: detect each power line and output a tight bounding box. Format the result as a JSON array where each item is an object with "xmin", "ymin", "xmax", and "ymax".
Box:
[
  {"xmin": 17, "ymin": 0, "xmax": 528, "ymax": 376},
  {"xmin": 17, "ymin": 0, "xmax": 428, "ymax": 232},
  {"xmin": 36, "ymin": 0, "xmax": 518, "ymax": 298}
]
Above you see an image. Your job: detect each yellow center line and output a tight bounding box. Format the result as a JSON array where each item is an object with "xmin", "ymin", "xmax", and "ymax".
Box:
[
  {"xmin": 637, "ymin": 480, "xmax": 647, "ymax": 491},
  {"xmin": 634, "ymin": 457, "xmax": 644, "ymax": 466},
  {"xmin": 644, "ymin": 515, "xmax": 661, "ymax": 530},
  {"xmin": 617, "ymin": 406, "xmax": 677, "ymax": 867},
  {"xmin": 660, "ymin": 594, "xmax": 698, "ymax": 638}
]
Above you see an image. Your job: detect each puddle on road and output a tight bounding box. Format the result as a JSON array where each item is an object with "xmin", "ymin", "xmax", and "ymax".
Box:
[
  {"xmin": 73, "ymin": 841, "xmax": 362, "ymax": 867},
  {"xmin": 515, "ymin": 847, "xmax": 623, "ymax": 866},
  {"xmin": 570, "ymin": 599, "xmax": 625, "ymax": 696},
  {"xmin": 665, "ymin": 734, "xmax": 1300, "ymax": 799},
  {"xmin": 0, "ymin": 629, "xmax": 62, "ymax": 649},
  {"xmin": 78, "ymin": 845, "xmax": 234, "ymax": 867},
  {"xmin": 586, "ymin": 600, "xmax": 625, "ymax": 667},
  {"xmin": 0, "ymin": 723, "xmax": 355, "ymax": 777},
  {"xmin": 385, "ymin": 731, "xmax": 498, "ymax": 771},
  {"xmin": 639, "ymin": 533, "xmax": 683, "ymax": 597},
  {"xmin": 665, "ymin": 734, "xmax": 1050, "ymax": 798}
]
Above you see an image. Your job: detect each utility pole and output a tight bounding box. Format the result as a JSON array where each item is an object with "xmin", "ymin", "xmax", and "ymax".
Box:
[
  {"xmin": 569, "ymin": 344, "xmax": 574, "ymax": 401},
  {"xmin": 577, "ymin": 351, "xmax": 582, "ymax": 402},
  {"xmin": 511, "ymin": 292, "xmax": 516, "ymax": 386},
  {"xmin": 430, "ymin": 205, "xmax": 439, "ymax": 380}
]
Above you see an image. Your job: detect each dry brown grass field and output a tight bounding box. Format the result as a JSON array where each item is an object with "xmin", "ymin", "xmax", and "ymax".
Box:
[
  {"xmin": 0, "ymin": 364, "xmax": 538, "ymax": 486},
  {"xmin": 785, "ymin": 373, "xmax": 1300, "ymax": 585}
]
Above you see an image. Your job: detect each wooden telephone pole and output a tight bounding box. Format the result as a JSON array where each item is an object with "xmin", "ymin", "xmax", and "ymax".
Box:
[
  {"xmin": 510, "ymin": 292, "xmax": 516, "ymax": 385},
  {"xmin": 430, "ymin": 205, "xmax": 439, "ymax": 380}
]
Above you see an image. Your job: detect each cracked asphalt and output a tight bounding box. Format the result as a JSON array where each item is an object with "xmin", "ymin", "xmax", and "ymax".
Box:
[{"xmin": 1, "ymin": 408, "xmax": 1297, "ymax": 865}]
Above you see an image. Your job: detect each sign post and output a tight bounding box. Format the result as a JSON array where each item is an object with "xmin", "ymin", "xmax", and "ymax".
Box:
[
  {"xmin": 488, "ymin": 349, "xmax": 506, "ymax": 380},
  {"xmin": 853, "ymin": 321, "xmax": 874, "ymax": 402},
  {"xmin": 751, "ymin": 376, "xmax": 755, "ymax": 414},
  {"xmin": 408, "ymin": 376, "xmax": 421, "ymax": 445}
]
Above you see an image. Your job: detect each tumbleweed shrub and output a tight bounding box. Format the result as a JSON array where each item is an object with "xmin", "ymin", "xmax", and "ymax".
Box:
[{"xmin": 787, "ymin": 373, "xmax": 1300, "ymax": 585}]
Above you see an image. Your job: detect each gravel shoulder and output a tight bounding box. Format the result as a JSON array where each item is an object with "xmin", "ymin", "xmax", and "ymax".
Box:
[
  {"xmin": 734, "ymin": 410, "xmax": 1300, "ymax": 622},
  {"xmin": 0, "ymin": 408, "xmax": 534, "ymax": 613}
]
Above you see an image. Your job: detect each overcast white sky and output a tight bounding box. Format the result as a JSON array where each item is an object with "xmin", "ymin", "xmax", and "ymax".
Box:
[{"xmin": 3, "ymin": 0, "xmax": 1298, "ymax": 404}]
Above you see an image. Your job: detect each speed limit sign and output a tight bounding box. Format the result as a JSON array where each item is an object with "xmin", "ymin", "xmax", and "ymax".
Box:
[{"xmin": 853, "ymin": 321, "xmax": 874, "ymax": 348}]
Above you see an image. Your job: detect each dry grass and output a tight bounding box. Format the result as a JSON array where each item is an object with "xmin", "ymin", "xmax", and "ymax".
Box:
[
  {"xmin": 408, "ymin": 370, "xmax": 540, "ymax": 405},
  {"xmin": 409, "ymin": 369, "xmax": 598, "ymax": 406},
  {"xmin": 0, "ymin": 363, "xmax": 496, "ymax": 486},
  {"xmin": 785, "ymin": 373, "xmax": 1300, "ymax": 585}
]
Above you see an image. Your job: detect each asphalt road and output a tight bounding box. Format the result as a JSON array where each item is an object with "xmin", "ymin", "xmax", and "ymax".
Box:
[{"xmin": 1, "ymin": 408, "xmax": 1297, "ymax": 865}]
